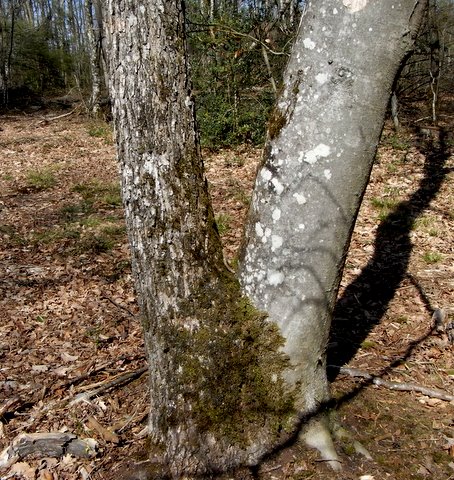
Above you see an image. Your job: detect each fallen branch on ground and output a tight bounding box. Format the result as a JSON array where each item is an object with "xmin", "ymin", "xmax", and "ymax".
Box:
[
  {"xmin": 331, "ymin": 366, "xmax": 454, "ymax": 402},
  {"xmin": 70, "ymin": 366, "xmax": 148, "ymax": 405},
  {"xmin": 0, "ymin": 432, "xmax": 97, "ymax": 470},
  {"xmin": 36, "ymin": 109, "xmax": 76, "ymax": 125}
]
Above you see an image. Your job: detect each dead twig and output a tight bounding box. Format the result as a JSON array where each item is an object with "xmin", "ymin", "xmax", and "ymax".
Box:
[
  {"xmin": 101, "ymin": 291, "xmax": 137, "ymax": 318},
  {"xmin": 332, "ymin": 366, "xmax": 454, "ymax": 402},
  {"xmin": 70, "ymin": 366, "xmax": 148, "ymax": 405},
  {"xmin": 36, "ymin": 109, "xmax": 76, "ymax": 125}
]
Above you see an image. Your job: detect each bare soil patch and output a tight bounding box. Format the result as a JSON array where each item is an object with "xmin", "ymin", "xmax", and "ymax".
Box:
[{"xmin": 0, "ymin": 107, "xmax": 453, "ymax": 479}]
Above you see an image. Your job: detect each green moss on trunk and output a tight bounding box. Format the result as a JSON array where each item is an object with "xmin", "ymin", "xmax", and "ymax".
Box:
[{"xmin": 155, "ymin": 271, "xmax": 295, "ymax": 446}]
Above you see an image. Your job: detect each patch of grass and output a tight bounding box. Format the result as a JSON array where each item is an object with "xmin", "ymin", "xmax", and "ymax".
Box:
[
  {"xmin": 371, "ymin": 197, "xmax": 399, "ymax": 221},
  {"xmin": 422, "ymin": 251, "xmax": 442, "ymax": 264},
  {"xmin": 2, "ymin": 173, "xmax": 13, "ymax": 181},
  {"xmin": 224, "ymin": 155, "xmax": 245, "ymax": 168},
  {"xmin": 87, "ymin": 122, "xmax": 113, "ymax": 144},
  {"xmin": 386, "ymin": 134, "xmax": 411, "ymax": 151},
  {"xmin": 360, "ymin": 340, "xmax": 377, "ymax": 350},
  {"xmin": 233, "ymin": 189, "xmax": 250, "ymax": 206},
  {"xmin": 72, "ymin": 181, "xmax": 122, "ymax": 208},
  {"xmin": 370, "ymin": 197, "xmax": 398, "ymax": 211},
  {"xmin": 386, "ymin": 162, "xmax": 399, "ymax": 173},
  {"xmin": 215, "ymin": 213, "xmax": 231, "ymax": 236},
  {"xmin": 0, "ymin": 225, "xmax": 26, "ymax": 245},
  {"xmin": 26, "ymin": 168, "xmax": 57, "ymax": 191},
  {"xmin": 32, "ymin": 226, "xmax": 81, "ymax": 245},
  {"xmin": 101, "ymin": 224, "xmax": 126, "ymax": 237},
  {"xmin": 79, "ymin": 217, "xmax": 103, "ymax": 228},
  {"xmin": 396, "ymin": 315, "xmax": 409, "ymax": 324},
  {"xmin": 77, "ymin": 234, "xmax": 115, "ymax": 253},
  {"xmin": 415, "ymin": 216, "xmax": 433, "ymax": 228},
  {"xmin": 60, "ymin": 202, "xmax": 95, "ymax": 221}
]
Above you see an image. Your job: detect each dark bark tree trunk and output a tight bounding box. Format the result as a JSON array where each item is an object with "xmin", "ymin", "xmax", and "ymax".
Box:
[
  {"xmin": 105, "ymin": 0, "xmax": 428, "ymax": 477},
  {"xmin": 105, "ymin": 1, "xmax": 293, "ymax": 476}
]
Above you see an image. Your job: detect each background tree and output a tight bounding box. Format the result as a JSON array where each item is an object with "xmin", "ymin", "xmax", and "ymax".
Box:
[
  {"xmin": 396, "ymin": 0, "xmax": 454, "ymax": 122},
  {"xmin": 105, "ymin": 0, "xmax": 428, "ymax": 477}
]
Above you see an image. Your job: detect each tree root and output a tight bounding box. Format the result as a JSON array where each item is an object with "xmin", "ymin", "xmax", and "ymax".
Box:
[
  {"xmin": 300, "ymin": 416, "xmax": 342, "ymax": 471},
  {"xmin": 301, "ymin": 412, "xmax": 374, "ymax": 471}
]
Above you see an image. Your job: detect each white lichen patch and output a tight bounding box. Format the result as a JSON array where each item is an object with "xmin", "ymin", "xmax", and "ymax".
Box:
[
  {"xmin": 271, "ymin": 177, "xmax": 284, "ymax": 195},
  {"xmin": 303, "ymin": 38, "xmax": 316, "ymax": 50},
  {"xmin": 271, "ymin": 235, "xmax": 283, "ymax": 251},
  {"xmin": 298, "ymin": 223, "xmax": 306, "ymax": 230},
  {"xmin": 315, "ymin": 73, "xmax": 329, "ymax": 85},
  {"xmin": 272, "ymin": 208, "xmax": 281, "ymax": 222},
  {"xmin": 261, "ymin": 168, "xmax": 272, "ymax": 181},
  {"xmin": 343, "ymin": 0, "xmax": 368, "ymax": 13},
  {"xmin": 324, "ymin": 169, "xmax": 332, "ymax": 180},
  {"xmin": 255, "ymin": 222, "xmax": 264, "ymax": 237},
  {"xmin": 302, "ymin": 143, "xmax": 331, "ymax": 165},
  {"xmin": 293, "ymin": 192, "xmax": 307, "ymax": 205},
  {"xmin": 267, "ymin": 270, "xmax": 285, "ymax": 286}
]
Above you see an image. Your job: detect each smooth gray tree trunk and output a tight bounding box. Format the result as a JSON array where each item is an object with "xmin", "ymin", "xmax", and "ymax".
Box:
[
  {"xmin": 105, "ymin": 0, "xmax": 427, "ymax": 477},
  {"xmin": 239, "ymin": 0, "xmax": 427, "ymax": 465}
]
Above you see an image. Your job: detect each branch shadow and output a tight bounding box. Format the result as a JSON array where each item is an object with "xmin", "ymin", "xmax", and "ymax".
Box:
[{"xmin": 327, "ymin": 131, "xmax": 451, "ymax": 379}]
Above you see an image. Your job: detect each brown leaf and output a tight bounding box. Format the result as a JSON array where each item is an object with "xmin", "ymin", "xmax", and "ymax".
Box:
[{"xmin": 86, "ymin": 416, "xmax": 120, "ymax": 444}]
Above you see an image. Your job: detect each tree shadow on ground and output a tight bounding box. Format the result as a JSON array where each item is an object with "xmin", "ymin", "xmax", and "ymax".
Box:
[{"xmin": 327, "ymin": 132, "xmax": 452, "ymax": 379}]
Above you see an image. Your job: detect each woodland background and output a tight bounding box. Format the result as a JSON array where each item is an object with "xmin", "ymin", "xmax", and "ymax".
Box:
[{"xmin": 0, "ymin": 1, "xmax": 453, "ymax": 479}]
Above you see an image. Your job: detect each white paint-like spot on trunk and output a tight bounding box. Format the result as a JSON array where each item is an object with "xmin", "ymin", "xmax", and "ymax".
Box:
[
  {"xmin": 324, "ymin": 169, "xmax": 332, "ymax": 180},
  {"xmin": 303, "ymin": 38, "xmax": 316, "ymax": 50},
  {"xmin": 315, "ymin": 73, "xmax": 329, "ymax": 85},
  {"xmin": 261, "ymin": 168, "xmax": 272, "ymax": 181},
  {"xmin": 255, "ymin": 222, "xmax": 264, "ymax": 237},
  {"xmin": 271, "ymin": 235, "xmax": 283, "ymax": 251},
  {"xmin": 272, "ymin": 208, "xmax": 281, "ymax": 221},
  {"xmin": 271, "ymin": 177, "xmax": 284, "ymax": 195},
  {"xmin": 293, "ymin": 192, "xmax": 307, "ymax": 205},
  {"xmin": 267, "ymin": 270, "xmax": 285, "ymax": 286},
  {"xmin": 343, "ymin": 0, "xmax": 368, "ymax": 13},
  {"xmin": 303, "ymin": 144, "xmax": 331, "ymax": 165}
]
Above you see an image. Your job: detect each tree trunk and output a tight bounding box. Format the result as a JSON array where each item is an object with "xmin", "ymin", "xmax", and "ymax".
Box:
[
  {"xmin": 239, "ymin": 0, "xmax": 427, "ymax": 461},
  {"xmin": 84, "ymin": 0, "xmax": 101, "ymax": 114},
  {"xmin": 105, "ymin": 0, "xmax": 428, "ymax": 477},
  {"xmin": 105, "ymin": 1, "xmax": 294, "ymax": 476}
]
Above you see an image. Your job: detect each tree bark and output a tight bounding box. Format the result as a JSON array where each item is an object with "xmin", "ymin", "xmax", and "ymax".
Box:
[
  {"xmin": 239, "ymin": 0, "xmax": 427, "ymax": 459},
  {"xmin": 105, "ymin": 1, "xmax": 293, "ymax": 476},
  {"xmin": 85, "ymin": 0, "xmax": 102, "ymax": 114}
]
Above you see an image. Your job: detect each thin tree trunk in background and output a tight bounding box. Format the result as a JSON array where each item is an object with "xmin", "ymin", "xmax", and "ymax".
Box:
[{"xmin": 85, "ymin": 0, "xmax": 101, "ymax": 114}]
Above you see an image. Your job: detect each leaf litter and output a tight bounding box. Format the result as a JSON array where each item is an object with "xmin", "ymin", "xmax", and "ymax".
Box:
[{"xmin": 0, "ymin": 104, "xmax": 453, "ymax": 479}]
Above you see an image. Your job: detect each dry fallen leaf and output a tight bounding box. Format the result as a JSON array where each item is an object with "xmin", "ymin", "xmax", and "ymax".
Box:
[
  {"xmin": 60, "ymin": 352, "xmax": 79, "ymax": 362},
  {"xmin": 9, "ymin": 462, "xmax": 36, "ymax": 480}
]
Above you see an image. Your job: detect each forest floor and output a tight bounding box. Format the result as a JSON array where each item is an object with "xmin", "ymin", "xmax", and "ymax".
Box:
[{"xmin": 0, "ymin": 102, "xmax": 453, "ymax": 480}]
